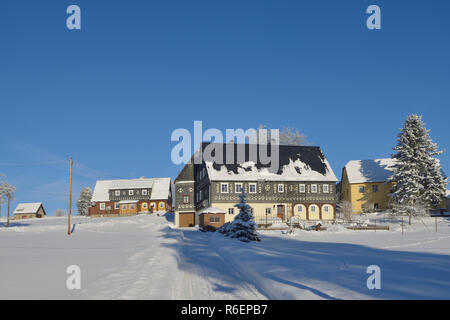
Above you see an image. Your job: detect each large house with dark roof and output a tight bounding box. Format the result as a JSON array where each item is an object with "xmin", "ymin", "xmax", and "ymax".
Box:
[
  {"xmin": 174, "ymin": 143, "xmax": 338, "ymax": 227},
  {"xmin": 89, "ymin": 177, "xmax": 173, "ymax": 216}
]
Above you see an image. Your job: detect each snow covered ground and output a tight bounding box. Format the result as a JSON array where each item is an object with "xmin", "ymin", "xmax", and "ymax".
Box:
[{"xmin": 0, "ymin": 213, "xmax": 449, "ymax": 299}]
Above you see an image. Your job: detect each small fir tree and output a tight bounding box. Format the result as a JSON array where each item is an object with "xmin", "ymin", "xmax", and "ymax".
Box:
[
  {"xmin": 77, "ymin": 187, "xmax": 93, "ymax": 216},
  {"xmin": 224, "ymin": 191, "xmax": 261, "ymax": 242}
]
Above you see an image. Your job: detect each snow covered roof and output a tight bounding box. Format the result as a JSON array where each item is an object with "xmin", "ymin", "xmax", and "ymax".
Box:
[
  {"xmin": 198, "ymin": 207, "xmax": 226, "ymax": 215},
  {"xmin": 118, "ymin": 200, "xmax": 139, "ymax": 204},
  {"xmin": 150, "ymin": 177, "xmax": 171, "ymax": 200},
  {"xmin": 344, "ymin": 158, "xmax": 397, "ymax": 184},
  {"xmin": 109, "ymin": 179, "xmax": 154, "ymax": 190},
  {"xmin": 201, "ymin": 143, "xmax": 338, "ymax": 182},
  {"xmin": 91, "ymin": 177, "xmax": 171, "ymax": 202},
  {"xmin": 13, "ymin": 203, "xmax": 44, "ymax": 215}
]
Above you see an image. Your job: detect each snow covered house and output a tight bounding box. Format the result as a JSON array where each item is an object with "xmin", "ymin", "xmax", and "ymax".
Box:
[
  {"xmin": 340, "ymin": 159, "xmax": 397, "ymax": 214},
  {"xmin": 174, "ymin": 143, "xmax": 338, "ymax": 227},
  {"xmin": 89, "ymin": 177, "xmax": 172, "ymax": 216},
  {"xmin": 13, "ymin": 203, "xmax": 46, "ymax": 220}
]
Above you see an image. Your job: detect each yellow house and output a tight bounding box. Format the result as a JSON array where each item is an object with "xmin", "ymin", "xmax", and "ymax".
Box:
[{"xmin": 341, "ymin": 159, "xmax": 397, "ymax": 214}]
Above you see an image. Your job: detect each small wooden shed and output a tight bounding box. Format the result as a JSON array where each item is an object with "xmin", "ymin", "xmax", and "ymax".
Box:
[
  {"xmin": 13, "ymin": 203, "xmax": 46, "ymax": 220},
  {"xmin": 198, "ymin": 207, "xmax": 226, "ymax": 230}
]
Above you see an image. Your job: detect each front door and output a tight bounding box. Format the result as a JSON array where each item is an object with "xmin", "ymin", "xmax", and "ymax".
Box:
[{"xmin": 277, "ymin": 205, "xmax": 285, "ymax": 221}]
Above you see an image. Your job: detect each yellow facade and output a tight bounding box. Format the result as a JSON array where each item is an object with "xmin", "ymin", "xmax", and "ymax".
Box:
[
  {"xmin": 341, "ymin": 168, "xmax": 394, "ymax": 214},
  {"xmin": 209, "ymin": 202, "xmax": 335, "ymax": 223},
  {"xmin": 119, "ymin": 203, "xmax": 138, "ymax": 215}
]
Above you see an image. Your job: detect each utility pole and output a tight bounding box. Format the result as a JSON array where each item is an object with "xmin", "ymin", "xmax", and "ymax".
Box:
[
  {"xmin": 6, "ymin": 193, "xmax": 10, "ymax": 227},
  {"xmin": 68, "ymin": 157, "xmax": 73, "ymax": 235}
]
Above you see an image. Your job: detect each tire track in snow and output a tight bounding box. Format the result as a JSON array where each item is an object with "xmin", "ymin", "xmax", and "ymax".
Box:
[{"xmin": 173, "ymin": 230, "xmax": 266, "ymax": 300}]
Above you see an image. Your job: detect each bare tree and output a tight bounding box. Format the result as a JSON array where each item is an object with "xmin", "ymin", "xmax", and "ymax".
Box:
[
  {"xmin": 54, "ymin": 209, "xmax": 66, "ymax": 217},
  {"xmin": 253, "ymin": 125, "xmax": 309, "ymax": 146},
  {"xmin": 0, "ymin": 176, "xmax": 16, "ymax": 227},
  {"xmin": 362, "ymin": 202, "xmax": 375, "ymax": 214},
  {"xmin": 337, "ymin": 200, "xmax": 353, "ymax": 222},
  {"xmin": 279, "ymin": 127, "xmax": 308, "ymax": 146},
  {"xmin": 390, "ymin": 200, "xmax": 428, "ymax": 225}
]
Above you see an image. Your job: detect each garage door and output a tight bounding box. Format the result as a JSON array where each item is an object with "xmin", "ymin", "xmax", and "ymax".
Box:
[{"xmin": 179, "ymin": 212, "xmax": 195, "ymax": 227}]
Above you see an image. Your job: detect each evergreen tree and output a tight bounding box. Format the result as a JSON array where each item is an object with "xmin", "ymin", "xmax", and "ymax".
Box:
[
  {"xmin": 77, "ymin": 187, "xmax": 93, "ymax": 216},
  {"xmin": 224, "ymin": 191, "xmax": 261, "ymax": 242},
  {"xmin": 391, "ymin": 115, "xmax": 447, "ymax": 211}
]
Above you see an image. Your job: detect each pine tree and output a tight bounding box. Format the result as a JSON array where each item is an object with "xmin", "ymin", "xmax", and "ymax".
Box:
[
  {"xmin": 77, "ymin": 187, "xmax": 93, "ymax": 216},
  {"xmin": 224, "ymin": 191, "xmax": 261, "ymax": 242},
  {"xmin": 391, "ymin": 115, "xmax": 447, "ymax": 213}
]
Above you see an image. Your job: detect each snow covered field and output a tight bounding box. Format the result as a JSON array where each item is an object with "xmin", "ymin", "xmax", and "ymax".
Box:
[{"xmin": 0, "ymin": 213, "xmax": 449, "ymax": 299}]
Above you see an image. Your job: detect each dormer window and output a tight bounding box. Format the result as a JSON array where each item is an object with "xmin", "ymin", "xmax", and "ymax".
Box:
[
  {"xmin": 114, "ymin": 190, "xmax": 120, "ymax": 196},
  {"xmin": 142, "ymin": 189, "xmax": 148, "ymax": 196},
  {"xmin": 311, "ymin": 184, "xmax": 317, "ymax": 193},
  {"xmin": 129, "ymin": 190, "xmax": 134, "ymax": 196}
]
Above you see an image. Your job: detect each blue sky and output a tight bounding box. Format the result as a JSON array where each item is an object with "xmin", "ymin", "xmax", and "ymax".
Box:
[{"xmin": 1, "ymin": 0, "xmax": 449, "ymax": 215}]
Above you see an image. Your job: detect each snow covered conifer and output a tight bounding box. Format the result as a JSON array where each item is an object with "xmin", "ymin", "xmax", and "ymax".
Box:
[
  {"xmin": 77, "ymin": 187, "xmax": 93, "ymax": 216},
  {"xmin": 225, "ymin": 191, "xmax": 261, "ymax": 242},
  {"xmin": 391, "ymin": 115, "xmax": 447, "ymax": 212}
]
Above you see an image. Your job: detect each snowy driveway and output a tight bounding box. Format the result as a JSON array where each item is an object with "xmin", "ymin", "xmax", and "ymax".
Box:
[{"xmin": 1, "ymin": 214, "xmax": 450, "ymax": 299}]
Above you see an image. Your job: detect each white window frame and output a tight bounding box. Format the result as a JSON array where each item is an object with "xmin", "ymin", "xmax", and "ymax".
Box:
[
  {"xmin": 324, "ymin": 205, "xmax": 329, "ymax": 212},
  {"xmin": 221, "ymin": 183, "xmax": 229, "ymax": 193},
  {"xmin": 159, "ymin": 202, "xmax": 164, "ymax": 208},
  {"xmin": 228, "ymin": 208, "xmax": 234, "ymax": 215},
  {"xmin": 142, "ymin": 189, "xmax": 148, "ymax": 196},
  {"xmin": 323, "ymin": 184, "xmax": 329, "ymax": 193},
  {"xmin": 100, "ymin": 203, "xmax": 106, "ymax": 210},
  {"xmin": 114, "ymin": 203, "xmax": 119, "ymax": 210},
  {"xmin": 278, "ymin": 184, "xmax": 284, "ymax": 193},
  {"xmin": 114, "ymin": 190, "xmax": 120, "ymax": 196},
  {"xmin": 265, "ymin": 208, "xmax": 271, "ymax": 214},
  {"xmin": 142, "ymin": 203, "xmax": 148, "ymax": 209},
  {"xmin": 249, "ymin": 183, "xmax": 257, "ymax": 194},
  {"xmin": 129, "ymin": 190, "xmax": 134, "ymax": 196},
  {"xmin": 311, "ymin": 184, "xmax": 318, "ymax": 193},
  {"xmin": 235, "ymin": 183, "xmax": 243, "ymax": 193},
  {"xmin": 183, "ymin": 195, "xmax": 190, "ymax": 204},
  {"xmin": 299, "ymin": 184, "xmax": 306, "ymax": 193}
]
